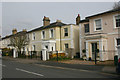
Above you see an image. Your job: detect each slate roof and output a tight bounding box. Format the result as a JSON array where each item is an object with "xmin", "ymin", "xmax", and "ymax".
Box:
[
  {"xmin": 1, "ymin": 31, "xmax": 27, "ymax": 40},
  {"xmin": 86, "ymin": 9, "xmax": 120, "ymax": 19},
  {"xmin": 1, "ymin": 21, "xmax": 67, "ymax": 40},
  {"xmin": 79, "ymin": 19, "xmax": 89, "ymax": 23},
  {"xmin": 27, "ymin": 21, "xmax": 67, "ymax": 33},
  {"xmin": 79, "ymin": 9, "xmax": 120, "ymax": 23}
]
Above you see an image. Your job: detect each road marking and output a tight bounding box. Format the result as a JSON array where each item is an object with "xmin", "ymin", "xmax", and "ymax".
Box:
[
  {"xmin": 16, "ymin": 68, "xmax": 44, "ymax": 77},
  {"xmin": 0, "ymin": 64, "xmax": 6, "ymax": 67},
  {"xmin": 35, "ymin": 64, "xmax": 92, "ymax": 72},
  {"xmin": 35, "ymin": 64, "xmax": 119, "ymax": 77}
]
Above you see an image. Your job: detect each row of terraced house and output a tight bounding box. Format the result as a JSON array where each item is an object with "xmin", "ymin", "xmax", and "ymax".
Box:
[{"xmin": 0, "ymin": 9, "xmax": 120, "ymax": 61}]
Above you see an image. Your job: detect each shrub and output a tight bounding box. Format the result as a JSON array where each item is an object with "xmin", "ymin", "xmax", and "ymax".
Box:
[
  {"xmin": 50, "ymin": 56, "xmax": 70, "ymax": 61},
  {"xmin": 82, "ymin": 49, "xmax": 86, "ymax": 53}
]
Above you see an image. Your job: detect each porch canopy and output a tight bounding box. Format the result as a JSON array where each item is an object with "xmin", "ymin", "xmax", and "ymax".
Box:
[{"xmin": 84, "ymin": 33, "xmax": 108, "ymax": 61}]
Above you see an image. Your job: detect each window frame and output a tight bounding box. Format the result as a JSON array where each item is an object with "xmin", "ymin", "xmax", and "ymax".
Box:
[
  {"xmin": 94, "ymin": 18, "xmax": 102, "ymax": 31},
  {"xmin": 113, "ymin": 14, "xmax": 120, "ymax": 28},
  {"xmin": 41, "ymin": 30, "xmax": 45, "ymax": 39},
  {"xmin": 32, "ymin": 32, "xmax": 35, "ymax": 40},
  {"xmin": 49, "ymin": 28, "xmax": 54, "ymax": 38},
  {"xmin": 84, "ymin": 23, "xmax": 89, "ymax": 33},
  {"xmin": 64, "ymin": 43, "xmax": 69, "ymax": 49},
  {"xmin": 32, "ymin": 45, "xmax": 36, "ymax": 51},
  {"xmin": 64, "ymin": 28, "xmax": 68, "ymax": 37},
  {"xmin": 115, "ymin": 38, "xmax": 120, "ymax": 50},
  {"xmin": 116, "ymin": 38, "xmax": 120, "ymax": 46}
]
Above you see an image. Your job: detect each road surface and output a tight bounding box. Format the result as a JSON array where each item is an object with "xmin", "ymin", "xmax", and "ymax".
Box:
[{"xmin": 1, "ymin": 59, "xmax": 120, "ymax": 79}]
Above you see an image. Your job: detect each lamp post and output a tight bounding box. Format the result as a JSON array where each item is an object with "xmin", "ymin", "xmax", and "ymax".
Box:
[
  {"xmin": 95, "ymin": 49, "xmax": 97, "ymax": 64},
  {"xmin": 56, "ymin": 50, "xmax": 58, "ymax": 62},
  {"xmin": 93, "ymin": 43, "xmax": 98, "ymax": 65}
]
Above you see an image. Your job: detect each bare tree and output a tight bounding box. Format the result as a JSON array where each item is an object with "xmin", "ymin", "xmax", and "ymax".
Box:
[
  {"xmin": 113, "ymin": 1, "xmax": 120, "ymax": 10},
  {"xmin": 9, "ymin": 31, "xmax": 29, "ymax": 55}
]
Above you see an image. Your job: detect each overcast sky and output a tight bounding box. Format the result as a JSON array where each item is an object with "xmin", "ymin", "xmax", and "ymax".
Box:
[{"xmin": 1, "ymin": 2, "xmax": 116, "ymax": 37}]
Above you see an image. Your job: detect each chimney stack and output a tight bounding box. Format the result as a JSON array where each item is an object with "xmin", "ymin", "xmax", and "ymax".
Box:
[
  {"xmin": 56, "ymin": 20, "xmax": 61, "ymax": 22},
  {"xmin": 43, "ymin": 16, "xmax": 50, "ymax": 26},
  {"xmin": 76, "ymin": 14, "xmax": 80, "ymax": 25},
  {"xmin": 22, "ymin": 29, "xmax": 27, "ymax": 32},
  {"xmin": 12, "ymin": 28, "xmax": 17, "ymax": 34}
]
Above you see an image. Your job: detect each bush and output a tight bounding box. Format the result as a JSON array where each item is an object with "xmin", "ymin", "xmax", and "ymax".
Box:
[
  {"xmin": 50, "ymin": 56, "xmax": 71, "ymax": 61},
  {"xmin": 82, "ymin": 49, "xmax": 86, "ymax": 53}
]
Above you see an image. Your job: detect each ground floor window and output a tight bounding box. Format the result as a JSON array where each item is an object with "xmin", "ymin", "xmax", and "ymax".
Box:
[
  {"xmin": 52, "ymin": 47, "xmax": 53, "ymax": 51},
  {"xmin": 45, "ymin": 46, "xmax": 48, "ymax": 49},
  {"xmin": 117, "ymin": 38, "xmax": 120, "ymax": 46},
  {"xmin": 65, "ymin": 43, "xmax": 69, "ymax": 49},
  {"xmin": 32, "ymin": 45, "xmax": 35, "ymax": 51}
]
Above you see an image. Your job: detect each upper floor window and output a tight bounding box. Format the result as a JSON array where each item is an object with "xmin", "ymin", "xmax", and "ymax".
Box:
[
  {"xmin": 64, "ymin": 28, "xmax": 68, "ymax": 37},
  {"xmin": 50, "ymin": 29, "xmax": 54, "ymax": 38},
  {"xmin": 42, "ymin": 31, "xmax": 45, "ymax": 39},
  {"xmin": 115, "ymin": 15, "xmax": 120, "ymax": 28},
  {"xmin": 65, "ymin": 43, "xmax": 69, "ymax": 49},
  {"xmin": 27, "ymin": 34, "xmax": 29, "ymax": 40},
  {"xmin": 94, "ymin": 19, "xmax": 102, "ymax": 31},
  {"xmin": 32, "ymin": 32, "xmax": 35, "ymax": 40},
  {"xmin": 84, "ymin": 24, "xmax": 89, "ymax": 33}
]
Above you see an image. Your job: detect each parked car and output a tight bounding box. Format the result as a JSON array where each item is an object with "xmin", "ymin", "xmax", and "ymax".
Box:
[{"xmin": 116, "ymin": 58, "xmax": 120, "ymax": 74}]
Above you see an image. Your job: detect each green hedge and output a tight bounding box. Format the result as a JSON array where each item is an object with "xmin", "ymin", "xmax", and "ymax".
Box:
[{"xmin": 50, "ymin": 56, "xmax": 71, "ymax": 61}]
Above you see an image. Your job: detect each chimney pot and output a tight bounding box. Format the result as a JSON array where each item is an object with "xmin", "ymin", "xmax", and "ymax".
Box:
[
  {"xmin": 76, "ymin": 14, "xmax": 80, "ymax": 25},
  {"xmin": 12, "ymin": 28, "xmax": 17, "ymax": 34}
]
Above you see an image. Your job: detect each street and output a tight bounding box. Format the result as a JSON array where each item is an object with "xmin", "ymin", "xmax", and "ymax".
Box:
[{"xmin": 1, "ymin": 59, "xmax": 120, "ymax": 79}]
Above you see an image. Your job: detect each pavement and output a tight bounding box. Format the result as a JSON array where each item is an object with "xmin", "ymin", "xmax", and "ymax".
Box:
[{"xmin": 2, "ymin": 56, "xmax": 117, "ymax": 74}]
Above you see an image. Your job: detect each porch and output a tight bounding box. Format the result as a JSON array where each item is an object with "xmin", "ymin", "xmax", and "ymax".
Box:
[{"xmin": 84, "ymin": 34, "xmax": 108, "ymax": 61}]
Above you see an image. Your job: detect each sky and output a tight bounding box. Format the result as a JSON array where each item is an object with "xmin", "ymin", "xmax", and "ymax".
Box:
[{"xmin": 1, "ymin": 1, "xmax": 118, "ymax": 37}]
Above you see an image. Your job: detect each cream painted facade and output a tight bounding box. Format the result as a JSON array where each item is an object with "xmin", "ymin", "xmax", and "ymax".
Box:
[
  {"xmin": 1, "ymin": 16, "xmax": 80, "ymax": 59},
  {"xmin": 79, "ymin": 9, "xmax": 120, "ymax": 61},
  {"xmin": 26, "ymin": 24, "xmax": 79, "ymax": 56}
]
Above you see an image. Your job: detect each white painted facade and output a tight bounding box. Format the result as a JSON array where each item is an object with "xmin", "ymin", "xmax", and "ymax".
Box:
[{"xmin": 79, "ymin": 10, "xmax": 120, "ymax": 61}]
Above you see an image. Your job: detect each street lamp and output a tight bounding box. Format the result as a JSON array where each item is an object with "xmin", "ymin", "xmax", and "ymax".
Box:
[{"xmin": 56, "ymin": 50, "xmax": 58, "ymax": 62}]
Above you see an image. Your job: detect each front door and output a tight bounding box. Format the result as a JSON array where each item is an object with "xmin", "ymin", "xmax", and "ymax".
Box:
[{"xmin": 91, "ymin": 43, "xmax": 97, "ymax": 60}]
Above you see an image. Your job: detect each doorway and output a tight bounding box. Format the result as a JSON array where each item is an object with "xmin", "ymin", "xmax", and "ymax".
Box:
[{"xmin": 91, "ymin": 43, "xmax": 98, "ymax": 60}]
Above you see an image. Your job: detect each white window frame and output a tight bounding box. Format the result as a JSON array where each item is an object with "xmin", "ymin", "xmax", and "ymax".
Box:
[
  {"xmin": 64, "ymin": 43, "xmax": 69, "ymax": 49},
  {"xmin": 84, "ymin": 23, "xmax": 89, "ymax": 33},
  {"xmin": 115, "ymin": 38, "xmax": 120, "ymax": 50},
  {"xmin": 32, "ymin": 32, "xmax": 35, "ymax": 40},
  {"xmin": 94, "ymin": 18, "xmax": 102, "ymax": 31},
  {"xmin": 113, "ymin": 14, "xmax": 120, "ymax": 28},
  {"xmin": 64, "ymin": 28, "xmax": 68, "ymax": 37},
  {"xmin": 32, "ymin": 45, "xmax": 35, "ymax": 51},
  {"xmin": 49, "ymin": 28, "xmax": 54, "ymax": 38},
  {"xmin": 41, "ymin": 30, "xmax": 45, "ymax": 39}
]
